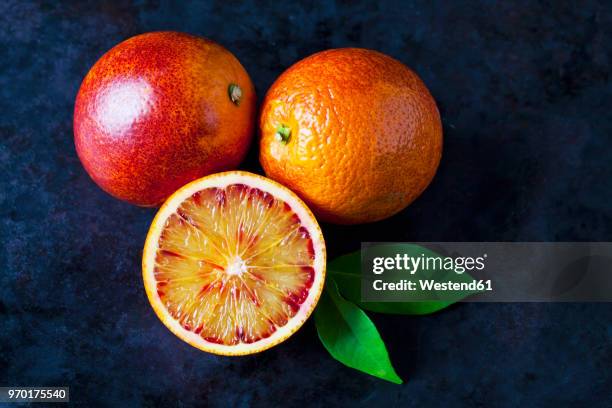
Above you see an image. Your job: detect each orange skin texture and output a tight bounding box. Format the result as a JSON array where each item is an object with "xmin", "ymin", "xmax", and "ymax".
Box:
[
  {"xmin": 259, "ymin": 48, "xmax": 443, "ymax": 224},
  {"xmin": 74, "ymin": 32, "xmax": 256, "ymax": 206}
]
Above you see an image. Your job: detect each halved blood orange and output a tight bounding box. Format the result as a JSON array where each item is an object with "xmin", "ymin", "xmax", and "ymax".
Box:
[{"xmin": 142, "ymin": 171, "xmax": 326, "ymax": 355}]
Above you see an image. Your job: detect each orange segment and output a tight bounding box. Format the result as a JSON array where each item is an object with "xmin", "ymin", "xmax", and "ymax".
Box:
[{"xmin": 142, "ymin": 171, "xmax": 326, "ymax": 355}]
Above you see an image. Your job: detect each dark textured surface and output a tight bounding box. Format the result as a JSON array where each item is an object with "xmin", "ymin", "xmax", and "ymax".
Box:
[{"xmin": 1, "ymin": 1, "xmax": 611, "ymax": 406}]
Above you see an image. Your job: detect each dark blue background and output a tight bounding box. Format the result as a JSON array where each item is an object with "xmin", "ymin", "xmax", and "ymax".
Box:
[{"xmin": 1, "ymin": 1, "xmax": 611, "ymax": 406}]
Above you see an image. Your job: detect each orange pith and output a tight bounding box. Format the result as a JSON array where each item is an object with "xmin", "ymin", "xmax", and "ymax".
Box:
[{"xmin": 146, "ymin": 173, "xmax": 324, "ymax": 352}]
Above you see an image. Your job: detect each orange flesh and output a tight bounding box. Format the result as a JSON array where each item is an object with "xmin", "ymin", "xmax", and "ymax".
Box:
[{"xmin": 154, "ymin": 184, "xmax": 316, "ymax": 345}]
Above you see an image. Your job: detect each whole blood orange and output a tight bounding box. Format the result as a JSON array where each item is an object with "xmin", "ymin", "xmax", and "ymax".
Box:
[
  {"xmin": 74, "ymin": 32, "xmax": 256, "ymax": 206},
  {"xmin": 259, "ymin": 48, "xmax": 442, "ymax": 224},
  {"xmin": 142, "ymin": 171, "xmax": 325, "ymax": 355}
]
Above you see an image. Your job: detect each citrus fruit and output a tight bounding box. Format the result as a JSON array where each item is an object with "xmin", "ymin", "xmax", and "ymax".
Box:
[
  {"xmin": 142, "ymin": 171, "xmax": 326, "ymax": 355},
  {"xmin": 259, "ymin": 48, "xmax": 442, "ymax": 224},
  {"xmin": 74, "ymin": 32, "xmax": 256, "ymax": 206}
]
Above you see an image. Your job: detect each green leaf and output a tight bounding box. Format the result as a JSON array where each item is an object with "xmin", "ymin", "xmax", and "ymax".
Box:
[
  {"xmin": 314, "ymin": 279, "xmax": 403, "ymax": 384},
  {"xmin": 328, "ymin": 244, "xmax": 477, "ymax": 315}
]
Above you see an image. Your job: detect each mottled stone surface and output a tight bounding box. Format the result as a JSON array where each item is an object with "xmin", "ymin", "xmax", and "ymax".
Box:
[{"xmin": 1, "ymin": 1, "xmax": 611, "ymax": 406}]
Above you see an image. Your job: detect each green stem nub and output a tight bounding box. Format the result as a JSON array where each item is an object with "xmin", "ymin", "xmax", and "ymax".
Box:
[
  {"xmin": 228, "ymin": 84, "xmax": 242, "ymax": 105},
  {"xmin": 275, "ymin": 124, "xmax": 291, "ymax": 144}
]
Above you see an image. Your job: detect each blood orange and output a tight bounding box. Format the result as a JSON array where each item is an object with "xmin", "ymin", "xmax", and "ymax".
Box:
[
  {"xmin": 259, "ymin": 48, "xmax": 442, "ymax": 224},
  {"xmin": 74, "ymin": 32, "xmax": 256, "ymax": 207},
  {"xmin": 142, "ymin": 171, "xmax": 326, "ymax": 355}
]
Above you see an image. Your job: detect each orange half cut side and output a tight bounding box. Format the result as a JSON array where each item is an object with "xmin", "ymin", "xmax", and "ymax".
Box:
[{"xmin": 142, "ymin": 171, "xmax": 326, "ymax": 355}]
